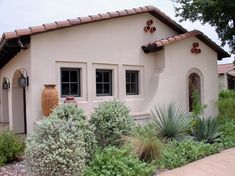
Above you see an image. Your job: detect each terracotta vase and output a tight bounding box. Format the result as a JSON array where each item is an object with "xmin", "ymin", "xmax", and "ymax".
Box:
[
  {"xmin": 41, "ymin": 84, "xmax": 58, "ymax": 117},
  {"xmin": 64, "ymin": 96, "xmax": 77, "ymax": 107}
]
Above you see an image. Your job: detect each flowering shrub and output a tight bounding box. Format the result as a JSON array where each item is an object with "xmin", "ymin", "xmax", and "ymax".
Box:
[
  {"xmin": 25, "ymin": 118, "xmax": 86, "ymax": 176},
  {"xmin": 50, "ymin": 104, "xmax": 96, "ymax": 162},
  {"xmin": 90, "ymin": 100, "xmax": 134, "ymax": 147}
]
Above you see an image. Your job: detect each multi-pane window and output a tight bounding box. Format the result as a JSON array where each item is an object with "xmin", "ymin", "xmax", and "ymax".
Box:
[
  {"xmin": 126, "ymin": 70, "xmax": 139, "ymax": 95},
  {"xmin": 96, "ymin": 69, "xmax": 112, "ymax": 96},
  {"xmin": 61, "ymin": 68, "xmax": 80, "ymax": 97}
]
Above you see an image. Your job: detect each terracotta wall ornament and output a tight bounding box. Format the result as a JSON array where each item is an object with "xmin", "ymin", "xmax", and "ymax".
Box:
[
  {"xmin": 41, "ymin": 84, "xmax": 58, "ymax": 117},
  {"xmin": 191, "ymin": 42, "xmax": 201, "ymax": 54},
  {"xmin": 144, "ymin": 19, "xmax": 156, "ymax": 33}
]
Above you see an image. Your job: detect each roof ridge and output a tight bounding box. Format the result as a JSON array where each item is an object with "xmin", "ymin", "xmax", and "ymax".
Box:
[{"xmin": 1, "ymin": 5, "xmax": 155, "ymax": 40}]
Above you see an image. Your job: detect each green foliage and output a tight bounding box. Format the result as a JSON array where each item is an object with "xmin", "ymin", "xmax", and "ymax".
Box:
[
  {"xmin": 218, "ymin": 118, "xmax": 235, "ymax": 148},
  {"xmin": 191, "ymin": 89, "xmax": 207, "ymax": 117},
  {"xmin": 25, "ymin": 118, "xmax": 86, "ymax": 176},
  {"xmin": 219, "ymin": 90, "xmax": 235, "ymax": 98},
  {"xmin": 84, "ymin": 146, "xmax": 155, "ymax": 176},
  {"xmin": 90, "ymin": 100, "xmax": 134, "ymax": 147},
  {"xmin": 49, "ymin": 104, "xmax": 96, "ymax": 162},
  {"xmin": 173, "ymin": 0, "xmax": 235, "ymax": 53},
  {"xmin": 151, "ymin": 104, "xmax": 192, "ymax": 140},
  {"xmin": 218, "ymin": 91, "xmax": 235, "ymax": 120},
  {"xmin": 192, "ymin": 117, "xmax": 221, "ymax": 143},
  {"xmin": 123, "ymin": 124, "xmax": 163, "ymax": 162},
  {"xmin": 157, "ymin": 140, "xmax": 219, "ymax": 169},
  {"xmin": 0, "ymin": 130, "xmax": 25, "ymax": 166}
]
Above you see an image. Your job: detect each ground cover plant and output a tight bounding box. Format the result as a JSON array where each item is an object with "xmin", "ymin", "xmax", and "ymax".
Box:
[
  {"xmin": 0, "ymin": 130, "xmax": 24, "ymax": 166},
  {"xmin": 84, "ymin": 146, "xmax": 155, "ymax": 176},
  {"xmin": 156, "ymin": 139, "xmax": 220, "ymax": 169},
  {"xmin": 218, "ymin": 118, "xmax": 235, "ymax": 148},
  {"xmin": 90, "ymin": 100, "xmax": 134, "ymax": 147}
]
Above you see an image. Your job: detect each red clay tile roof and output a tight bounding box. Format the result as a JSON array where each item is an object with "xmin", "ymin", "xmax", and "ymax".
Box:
[
  {"xmin": 142, "ymin": 30, "xmax": 230, "ymax": 60},
  {"xmin": 0, "ymin": 5, "xmax": 230, "ymax": 69},
  {"xmin": 218, "ymin": 63, "xmax": 235, "ymax": 74},
  {"xmin": 144, "ymin": 30, "xmax": 200, "ymax": 48}
]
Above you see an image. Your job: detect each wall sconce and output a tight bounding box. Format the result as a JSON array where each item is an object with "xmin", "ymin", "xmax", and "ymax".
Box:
[
  {"xmin": 2, "ymin": 78, "xmax": 10, "ymax": 90},
  {"xmin": 18, "ymin": 68, "xmax": 29, "ymax": 87}
]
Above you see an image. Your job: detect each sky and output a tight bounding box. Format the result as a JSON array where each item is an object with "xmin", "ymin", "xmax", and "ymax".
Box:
[{"xmin": 0, "ymin": 0, "xmax": 233, "ymax": 63}]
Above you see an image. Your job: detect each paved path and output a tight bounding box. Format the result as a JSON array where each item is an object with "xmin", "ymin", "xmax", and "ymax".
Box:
[{"xmin": 158, "ymin": 147, "xmax": 235, "ymax": 176}]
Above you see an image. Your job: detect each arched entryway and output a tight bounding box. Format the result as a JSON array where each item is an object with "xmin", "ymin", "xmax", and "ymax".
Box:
[
  {"xmin": 188, "ymin": 72, "xmax": 201, "ymax": 112},
  {"xmin": 1, "ymin": 77, "xmax": 10, "ymax": 123},
  {"xmin": 12, "ymin": 70, "xmax": 27, "ymax": 134}
]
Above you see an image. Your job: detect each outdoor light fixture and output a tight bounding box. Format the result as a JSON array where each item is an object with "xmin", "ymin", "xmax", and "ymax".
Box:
[
  {"xmin": 2, "ymin": 78, "xmax": 10, "ymax": 90},
  {"xmin": 18, "ymin": 68, "xmax": 29, "ymax": 87}
]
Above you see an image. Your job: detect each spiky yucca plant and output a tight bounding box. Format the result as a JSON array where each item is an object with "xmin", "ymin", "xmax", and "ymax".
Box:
[
  {"xmin": 151, "ymin": 104, "xmax": 192, "ymax": 140},
  {"xmin": 123, "ymin": 125, "xmax": 163, "ymax": 162},
  {"xmin": 192, "ymin": 117, "xmax": 221, "ymax": 143}
]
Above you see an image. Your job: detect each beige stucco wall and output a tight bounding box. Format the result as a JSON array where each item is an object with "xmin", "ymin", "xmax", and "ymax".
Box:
[
  {"xmin": 0, "ymin": 49, "xmax": 32, "ymax": 132},
  {"xmin": 0, "ymin": 12, "xmax": 220, "ymax": 132},
  {"xmin": 154, "ymin": 37, "xmax": 218, "ymax": 117},
  {"xmin": 29, "ymin": 13, "xmax": 177, "ymax": 125}
]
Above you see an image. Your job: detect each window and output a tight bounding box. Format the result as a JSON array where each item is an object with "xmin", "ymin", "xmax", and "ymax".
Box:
[
  {"xmin": 126, "ymin": 70, "xmax": 139, "ymax": 95},
  {"xmin": 96, "ymin": 69, "xmax": 112, "ymax": 96},
  {"xmin": 61, "ymin": 68, "xmax": 80, "ymax": 97}
]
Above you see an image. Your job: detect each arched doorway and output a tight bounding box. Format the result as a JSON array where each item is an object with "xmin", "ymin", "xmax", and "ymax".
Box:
[
  {"xmin": 188, "ymin": 72, "xmax": 201, "ymax": 112},
  {"xmin": 1, "ymin": 77, "xmax": 10, "ymax": 123},
  {"xmin": 12, "ymin": 70, "xmax": 27, "ymax": 134}
]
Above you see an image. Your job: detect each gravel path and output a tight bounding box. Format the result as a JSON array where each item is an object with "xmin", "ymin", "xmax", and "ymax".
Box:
[{"xmin": 0, "ymin": 161, "xmax": 26, "ymax": 176}]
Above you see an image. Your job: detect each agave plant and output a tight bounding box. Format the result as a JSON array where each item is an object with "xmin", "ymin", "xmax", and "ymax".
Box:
[
  {"xmin": 192, "ymin": 116, "xmax": 221, "ymax": 143},
  {"xmin": 123, "ymin": 125, "xmax": 163, "ymax": 162},
  {"xmin": 151, "ymin": 104, "xmax": 192, "ymax": 140}
]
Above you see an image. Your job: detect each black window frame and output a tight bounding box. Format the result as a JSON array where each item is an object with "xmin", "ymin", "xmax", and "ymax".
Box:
[
  {"xmin": 96, "ymin": 69, "xmax": 112, "ymax": 96},
  {"xmin": 60, "ymin": 68, "xmax": 81, "ymax": 97},
  {"xmin": 126, "ymin": 70, "xmax": 139, "ymax": 95}
]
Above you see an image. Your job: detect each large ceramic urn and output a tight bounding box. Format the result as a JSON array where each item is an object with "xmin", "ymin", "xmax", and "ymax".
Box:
[{"xmin": 41, "ymin": 84, "xmax": 58, "ymax": 117}]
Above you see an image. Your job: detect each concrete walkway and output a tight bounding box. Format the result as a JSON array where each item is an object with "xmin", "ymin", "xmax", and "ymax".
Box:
[{"xmin": 158, "ymin": 147, "xmax": 235, "ymax": 176}]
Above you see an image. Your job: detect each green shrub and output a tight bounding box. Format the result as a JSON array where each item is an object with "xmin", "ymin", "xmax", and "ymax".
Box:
[
  {"xmin": 219, "ymin": 89, "xmax": 235, "ymax": 98},
  {"xmin": 49, "ymin": 104, "xmax": 96, "ymax": 162},
  {"xmin": 218, "ymin": 118, "xmax": 235, "ymax": 148},
  {"xmin": 25, "ymin": 118, "xmax": 86, "ymax": 176},
  {"xmin": 218, "ymin": 95, "xmax": 235, "ymax": 120},
  {"xmin": 123, "ymin": 124, "xmax": 163, "ymax": 162},
  {"xmin": 90, "ymin": 100, "xmax": 134, "ymax": 147},
  {"xmin": 84, "ymin": 146, "xmax": 155, "ymax": 176},
  {"xmin": 0, "ymin": 130, "xmax": 24, "ymax": 166},
  {"xmin": 151, "ymin": 104, "xmax": 192, "ymax": 140},
  {"xmin": 157, "ymin": 140, "xmax": 219, "ymax": 169},
  {"xmin": 192, "ymin": 117, "xmax": 221, "ymax": 143}
]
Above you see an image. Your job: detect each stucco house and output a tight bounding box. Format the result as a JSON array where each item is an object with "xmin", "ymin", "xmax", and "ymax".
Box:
[
  {"xmin": 218, "ymin": 63, "xmax": 235, "ymax": 91},
  {"xmin": 0, "ymin": 5, "xmax": 230, "ymax": 134}
]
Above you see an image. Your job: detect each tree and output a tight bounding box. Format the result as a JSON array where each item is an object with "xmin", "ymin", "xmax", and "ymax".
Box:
[{"xmin": 172, "ymin": 0, "xmax": 235, "ymax": 54}]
